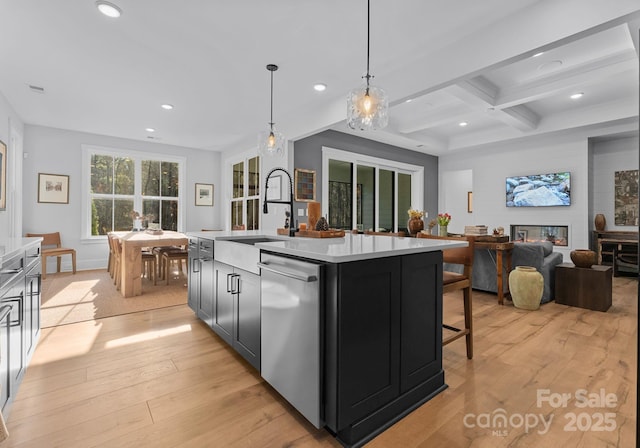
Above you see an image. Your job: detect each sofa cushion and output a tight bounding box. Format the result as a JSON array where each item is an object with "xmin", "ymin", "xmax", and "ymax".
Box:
[{"xmin": 539, "ymin": 241, "xmax": 554, "ymax": 257}]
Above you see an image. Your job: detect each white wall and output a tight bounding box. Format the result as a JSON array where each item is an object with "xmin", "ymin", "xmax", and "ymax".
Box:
[
  {"xmin": 22, "ymin": 125, "xmax": 221, "ymax": 271},
  {"xmin": 0, "ymin": 91, "xmax": 25, "ymax": 238},
  {"xmin": 590, "ymin": 136, "xmax": 639, "ymax": 232},
  {"xmin": 440, "ymin": 169, "xmax": 472, "ymax": 233},
  {"xmin": 439, "ymin": 136, "xmax": 593, "ymax": 261}
]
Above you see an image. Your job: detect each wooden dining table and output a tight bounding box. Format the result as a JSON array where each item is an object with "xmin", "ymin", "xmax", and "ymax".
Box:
[{"xmin": 110, "ymin": 230, "xmax": 188, "ymax": 297}]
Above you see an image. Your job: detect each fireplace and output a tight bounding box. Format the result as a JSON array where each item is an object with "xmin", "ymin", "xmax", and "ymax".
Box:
[{"xmin": 510, "ymin": 225, "xmax": 568, "ymax": 246}]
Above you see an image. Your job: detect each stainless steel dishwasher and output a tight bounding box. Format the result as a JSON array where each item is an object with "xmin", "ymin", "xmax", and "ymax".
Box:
[{"xmin": 258, "ymin": 252, "xmax": 323, "ymax": 428}]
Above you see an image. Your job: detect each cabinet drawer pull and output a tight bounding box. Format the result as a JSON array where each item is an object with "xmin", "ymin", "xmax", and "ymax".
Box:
[{"xmin": 0, "ymin": 268, "xmax": 23, "ymax": 275}]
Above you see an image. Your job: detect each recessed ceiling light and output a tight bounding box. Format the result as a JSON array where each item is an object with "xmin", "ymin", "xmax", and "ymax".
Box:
[
  {"xmin": 570, "ymin": 92, "xmax": 584, "ymax": 100},
  {"xmin": 96, "ymin": 1, "xmax": 122, "ymax": 18},
  {"xmin": 405, "ymin": 98, "xmax": 413, "ymax": 103},
  {"xmin": 161, "ymin": 104, "xmax": 174, "ymax": 110},
  {"xmin": 28, "ymin": 84, "xmax": 45, "ymax": 94},
  {"xmin": 145, "ymin": 128, "xmax": 156, "ymax": 133},
  {"xmin": 459, "ymin": 121, "xmax": 468, "ymax": 127},
  {"xmin": 532, "ymin": 52, "xmax": 544, "ymax": 58},
  {"xmin": 538, "ymin": 60, "xmax": 563, "ymax": 71},
  {"xmin": 313, "ymin": 83, "xmax": 327, "ymax": 92}
]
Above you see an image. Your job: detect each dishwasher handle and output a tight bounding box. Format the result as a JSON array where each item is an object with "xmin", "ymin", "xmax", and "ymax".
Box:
[{"xmin": 257, "ymin": 262, "xmax": 318, "ymax": 282}]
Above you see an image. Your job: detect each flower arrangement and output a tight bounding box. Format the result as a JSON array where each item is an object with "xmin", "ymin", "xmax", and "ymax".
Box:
[
  {"xmin": 437, "ymin": 213, "xmax": 452, "ymax": 226},
  {"xmin": 407, "ymin": 209, "xmax": 425, "ymax": 219}
]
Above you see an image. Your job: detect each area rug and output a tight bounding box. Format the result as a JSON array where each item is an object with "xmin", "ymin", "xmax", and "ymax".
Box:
[{"xmin": 40, "ymin": 268, "xmax": 188, "ymax": 328}]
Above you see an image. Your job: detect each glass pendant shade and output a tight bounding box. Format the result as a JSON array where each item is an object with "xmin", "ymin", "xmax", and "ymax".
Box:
[
  {"xmin": 347, "ymin": 83, "xmax": 388, "ymax": 130},
  {"xmin": 258, "ymin": 127, "xmax": 285, "ymax": 157},
  {"xmin": 258, "ymin": 64, "xmax": 285, "ymax": 157}
]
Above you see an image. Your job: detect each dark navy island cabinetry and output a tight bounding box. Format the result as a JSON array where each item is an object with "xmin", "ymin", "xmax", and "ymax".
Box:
[
  {"xmin": 323, "ymin": 251, "xmax": 444, "ymax": 446},
  {"xmin": 0, "ymin": 238, "xmax": 42, "ymax": 418},
  {"xmin": 187, "ymin": 231, "xmax": 459, "ymax": 448}
]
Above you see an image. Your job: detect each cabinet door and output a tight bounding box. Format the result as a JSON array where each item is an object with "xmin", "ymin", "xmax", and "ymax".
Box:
[
  {"xmin": 198, "ymin": 258, "xmax": 215, "ymax": 327},
  {"xmin": 197, "ymin": 239, "xmax": 214, "ymax": 326},
  {"xmin": 187, "ymin": 239, "xmax": 199, "ymax": 312},
  {"xmin": 233, "ymin": 268, "xmax": 260, "ymax": 370},
  {"xmin": 212, "ymin": 262, "xmax": 234, "ymax": 344},
  {"xmin": 2, "ymin": 283, "xmax": 25, "ymax": 394},
  {"xmin": 400, "ymin": 252, "xmax": 442, "ymax": 392},
  {"xmin": 0, "ymin": 306, "xmax": 10, "ymax": 415},
  {"xmin": 335, "ymin": 257, "xmax": 401, "ymax": 429},
  {"xmin": 24, "ymin": 264, "xmax": 41, "ymax": 361}
]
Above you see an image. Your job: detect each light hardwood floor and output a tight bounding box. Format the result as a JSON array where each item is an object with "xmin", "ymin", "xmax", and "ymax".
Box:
[{"xmin": 4, "ymin": 277, "xmax": 637, "ymax": 447}]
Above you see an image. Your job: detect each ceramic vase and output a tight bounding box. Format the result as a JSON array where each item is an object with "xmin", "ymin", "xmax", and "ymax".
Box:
[
  {"xmin": 594, "ymin": 214, "xmax": 606, "ymax": 231},
  {"xmin": 439, "ymin": 225, "xmax": 448, "ymax": 237},
  {"xmin": 508, "ymin": 266, "xmax": 543, "ymax": 310},
  {"xmin": 570, "ymin": 249, "xmax": 596, "ymax": 268},
  {"xmin": 407, "ymin": 218, "xmax": 424, "ymax": 236}
]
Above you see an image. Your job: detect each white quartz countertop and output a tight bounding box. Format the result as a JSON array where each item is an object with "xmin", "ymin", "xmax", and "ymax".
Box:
[
  {"xmin": 0, "ymin": 237, "xmax": 42, "ymax": 263},
  {"xmin": 187, "ymin": 230, "xmax": 467, "ymax": 263}
]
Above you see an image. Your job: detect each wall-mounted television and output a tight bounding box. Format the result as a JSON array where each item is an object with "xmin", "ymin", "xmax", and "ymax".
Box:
[{"xmin": 506, "ymin": 172, "xmax": 571, "ymax": 207}]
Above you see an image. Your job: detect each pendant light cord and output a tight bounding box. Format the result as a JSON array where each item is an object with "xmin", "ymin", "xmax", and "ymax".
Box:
[
  {"xmin": 365, "ymin": 0, "xmax": 371, "ymax": 91},
  {"xmin": 270, "ymin": 68, "xmax": 274, "ymax": 129}
]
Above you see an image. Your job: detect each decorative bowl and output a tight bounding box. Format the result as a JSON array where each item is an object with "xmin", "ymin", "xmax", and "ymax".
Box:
[{"xmin": 570, "ymin": 249, "xmax": 596, "ymax": 268}]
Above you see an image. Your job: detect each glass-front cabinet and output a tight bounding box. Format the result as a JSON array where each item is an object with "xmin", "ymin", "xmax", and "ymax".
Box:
[{"xmin": 230, "ymin": 156, "xmax": 260, "ymax": 230}]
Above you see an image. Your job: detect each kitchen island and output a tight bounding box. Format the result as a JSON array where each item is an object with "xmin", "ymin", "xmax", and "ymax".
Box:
[{"xmin": 187, "ymin": 230, "xmax": 466, "ymax": 447}]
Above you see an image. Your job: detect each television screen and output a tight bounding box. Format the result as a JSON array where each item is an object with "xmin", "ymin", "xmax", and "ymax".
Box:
[{"xmin": 506, "ymin": 172, "xmax": 571, "ymax": 207}]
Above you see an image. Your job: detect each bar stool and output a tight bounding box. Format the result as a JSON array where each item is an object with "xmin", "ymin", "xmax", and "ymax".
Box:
[{"xmin": 153, "ymin": 246, "xmax": 183, "ymax": 280}]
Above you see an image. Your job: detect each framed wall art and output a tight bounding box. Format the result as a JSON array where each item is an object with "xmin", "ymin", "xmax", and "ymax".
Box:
[
  {"xmin": 467, "ymin": 191, "xmax": 473, "ymax": 213},
  {"xmin": 38, "ymin": 173, "xmax": 69, "ymax": 204},
  {"xmin": 614, "ymin": 170, "xmax": 639, "ymax": 225},
  {"xmin": 195, "ymin": 183, "xmax": 214, "ymax": 206},
  {"xmin": 0, "ymin": 140, "xmax": 6, "ymax": 210},
  {"xmin": 294, "ymin": 168, "xmax": 316, "ymax": 202}
]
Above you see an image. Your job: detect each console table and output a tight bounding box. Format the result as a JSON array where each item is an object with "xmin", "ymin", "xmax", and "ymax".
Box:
[
  {"xmin": 592, "ymin": 230, "xmax": 638, "ymax": 266},
  {"xmin": 555, "ymin": 263, "xmax": 612, "ymax": 311},
  {"xmin": 474, "ymin": 240, "xmax": 514, "ymax": 305}
]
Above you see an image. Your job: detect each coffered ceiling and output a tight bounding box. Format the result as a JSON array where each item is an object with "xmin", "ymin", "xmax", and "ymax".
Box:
[{"xmin": 0, "ymin": 1, "xmax": 638, "ymax": 156}]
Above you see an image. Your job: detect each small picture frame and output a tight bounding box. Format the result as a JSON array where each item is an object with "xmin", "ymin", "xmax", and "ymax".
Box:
[
  {"xmin": 195, "ymin": 183, "xmax": 214, "ymax": 206},
  {"xmin": 294, "ymin": 168, "xmax": 316, "ymax": 202},
  {"xmin": 467, "ymin": 191, "xmax": 473, "ymax": 213},
  {"xmin": 516, "ymin": 230, "xmax": 528, "ymax": 242},
  {"xmin": 266, "ymin": 175, "xmax": 282, "ymax": 201},
  {"xmin": 0, "ymin": 140, "xmax": 6, "ymax": 211},
  {"xmin": 38, "ymin": 173, "xmax": 69, "ymax": 204}
]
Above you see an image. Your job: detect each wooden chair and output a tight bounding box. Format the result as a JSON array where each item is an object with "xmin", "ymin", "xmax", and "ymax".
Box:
[
  {"xmin": 161, "ymin": 248, "xmax": 188, "ymax": 285},
  {"xmin": 106, "ymin": 233, "xmax": 116, "ymax": 278},
  {"xmin": 364, "ymin": 230, "xmax": 406, "ymax": 237},
  {"xmin": 108, "ymin": 234, "xmax": 123, "ymax": 290},
  {"xmin": 417, "ymin": 232, "xmax": 475, "ymax": 359},
  {"xmin": 25, "ymin": 232, "xmax": 76, "ymax": 280},
  {"xmin": 141, "ymin": 250, "xmax": 157, "ymax": 285}
]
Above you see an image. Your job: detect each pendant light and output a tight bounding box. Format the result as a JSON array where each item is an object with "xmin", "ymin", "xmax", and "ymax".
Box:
[
  {"xmin": 347, "ymin": 0, "xmax": 388, "ymax": 131},
  {"xmin": 258, "ymin": 64, "xmax": 285, "ymax": 157}
]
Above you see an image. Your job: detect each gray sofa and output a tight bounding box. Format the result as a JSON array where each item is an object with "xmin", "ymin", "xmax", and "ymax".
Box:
[{"xmin": 446, "ymin": 241, "xmax": 563, "ymax": 303}]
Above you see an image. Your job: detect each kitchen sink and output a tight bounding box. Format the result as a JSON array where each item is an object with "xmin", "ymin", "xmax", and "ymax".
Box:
[{"xmin": 214, "ymin": 236, "xmax": 285, "ymax": 274}]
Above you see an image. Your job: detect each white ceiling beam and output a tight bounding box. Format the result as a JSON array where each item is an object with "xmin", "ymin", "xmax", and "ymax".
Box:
[
  {"xmin": 495, "ymin": 49, "xmax": 638, "ymax": 108},
  {"xmin": 487, "ymin": 105, "xmax": 540, "ymax": 131}
]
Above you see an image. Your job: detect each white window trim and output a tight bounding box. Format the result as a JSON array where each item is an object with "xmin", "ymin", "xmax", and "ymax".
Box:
[
  {"xmin": 81, "ymin": 144, "xmax": 186, "ymax": 240},
  {"xmin": 322, "ymin": 146, "xmax": 424, "ymax": 232}
]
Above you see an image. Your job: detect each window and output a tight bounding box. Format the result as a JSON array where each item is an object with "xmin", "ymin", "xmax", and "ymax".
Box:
[
  {"xmin": 323, "ymin": 147, "xmax": 423, "ymax": 233},
  {"xmin": 83, "ymin": 146, "xmax": 185, "ymax": 237},
  {"xmin": 230, "ymin": 156, "xmax": 260, "ymax": 230}
]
